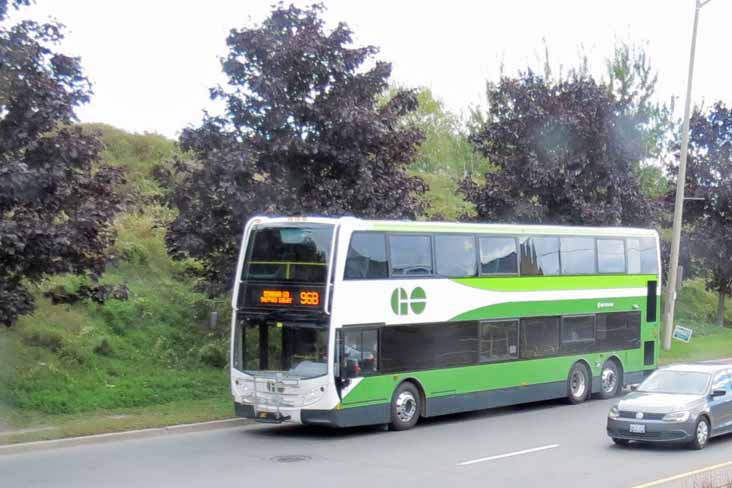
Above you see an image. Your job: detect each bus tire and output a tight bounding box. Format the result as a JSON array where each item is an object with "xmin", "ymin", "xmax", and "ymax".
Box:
[
  {"xmin": 567, "ymin": 362, "xmax": 590, "ymax": 404},
  {"xmin": 390, "ymin": 382, "xmax": 420, "ymax": 431},
  {"xmin": 599, "ymin": 359, "xmax": 622, "ymax": 399}
]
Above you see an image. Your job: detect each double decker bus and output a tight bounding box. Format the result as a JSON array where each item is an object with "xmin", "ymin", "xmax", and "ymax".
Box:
[{"xmin": 231, "ymin": 216, "xmax": 660, "ymax": 430}]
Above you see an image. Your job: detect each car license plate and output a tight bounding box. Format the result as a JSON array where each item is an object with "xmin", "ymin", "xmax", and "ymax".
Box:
[{"xmin": 629, "ymin": 424, "xmax": 646, "ymax": 434}]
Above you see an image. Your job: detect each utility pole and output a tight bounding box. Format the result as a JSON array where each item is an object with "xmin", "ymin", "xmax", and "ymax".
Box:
[{"xmin": 663, "ymin": 0, "xmax": 712, "ymax": 351}]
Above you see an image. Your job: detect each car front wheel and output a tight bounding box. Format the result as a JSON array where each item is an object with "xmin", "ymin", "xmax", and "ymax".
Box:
[{"xmin": 688, "ymin": 416, "xmax": 710, "ymax": 450}]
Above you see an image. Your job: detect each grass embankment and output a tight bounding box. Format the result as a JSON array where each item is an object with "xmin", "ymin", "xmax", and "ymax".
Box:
[
  {"xmin": 0, "ymin": 125, "xmax": 231, "ymax": 442},
  {"xmin": 659, "ymin": 279, "xmax": 732, "ymax": 364}
]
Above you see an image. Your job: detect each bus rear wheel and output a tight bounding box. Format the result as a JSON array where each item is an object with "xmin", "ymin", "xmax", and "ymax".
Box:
[
  {"xmin": 567, "ymin": 363, "xmax": 590, "ymax": 404},
  {"xmin": 390, "ymin": 382, "xmax": 420, "ymax": 431},
  {"xmin": 599, "ymin": 360, "xmax": 622, "ymax": 399}
]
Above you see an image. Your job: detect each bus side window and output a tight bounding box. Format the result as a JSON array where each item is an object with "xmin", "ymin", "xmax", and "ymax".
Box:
[
  {"xmin": 344, "ymin": 233, "xmax": 388, "ymax": 279},
  {"xmin": 520, "ymin": 237, "xmax": 560, "ymax": 276},
  {"xmin": 627, "ymin": 237, "xmax": 658, "ymax": 274}
]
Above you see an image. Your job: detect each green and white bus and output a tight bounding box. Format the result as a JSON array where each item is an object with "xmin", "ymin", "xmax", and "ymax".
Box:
[{"xmin": 231, "ymin": 216, "xmax": 660, "ymax": 430}]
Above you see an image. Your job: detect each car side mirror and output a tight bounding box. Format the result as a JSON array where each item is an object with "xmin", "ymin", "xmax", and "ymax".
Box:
[
  {"xmin": 711, "ymin": 389, "xmax": 726, "ymax": 398},
  {"xmin": 630, "ymin": 384, "xmax": 639, "ymax": 391}
]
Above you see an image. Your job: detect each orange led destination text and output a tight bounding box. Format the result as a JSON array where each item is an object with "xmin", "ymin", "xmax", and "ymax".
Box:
[{"xmin": 259, "ymin": 289, "xmax": 294, "ymax": 305}]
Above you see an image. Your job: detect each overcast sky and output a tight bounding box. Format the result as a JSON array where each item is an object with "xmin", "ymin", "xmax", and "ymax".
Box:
[{"xmin": 17, "ymin": 0, "xmax": 732, "ymax": 139}]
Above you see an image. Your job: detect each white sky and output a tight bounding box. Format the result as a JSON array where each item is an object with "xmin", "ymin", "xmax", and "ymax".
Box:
[{"xmin": 17, "ymin": 0, "xmax": 732, "ymax": 139}]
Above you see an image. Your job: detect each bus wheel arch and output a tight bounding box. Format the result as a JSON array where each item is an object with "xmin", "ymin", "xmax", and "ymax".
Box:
[
  {"xmin": 389, "ymin": 379, "xmax": 424, "ymax": 430},
  {"xmin": 401, "ymin": 378, "xmax": 428, "ymax": 417},
  {"xmin": 567, "ymin": 360, "xmax": 592, "ymax": 404},
  {"xmin": 599, "ymin": 357, "xmax": 624, "ymax": 399}
]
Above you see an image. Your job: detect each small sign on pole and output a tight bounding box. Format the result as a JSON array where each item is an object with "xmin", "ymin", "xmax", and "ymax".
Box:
[{"xmin": 672, "ymin": 325, "xmax": 693, "ymax": 343}]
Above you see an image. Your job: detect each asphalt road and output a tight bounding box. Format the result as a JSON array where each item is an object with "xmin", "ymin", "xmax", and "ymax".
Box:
[{"xmin": 3, "ymin": 395, "xmax": 732, "ymax": 488}]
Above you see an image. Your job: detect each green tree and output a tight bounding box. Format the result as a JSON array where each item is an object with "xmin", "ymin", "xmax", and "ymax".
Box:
[
  {"xmin": 0, "ymin": 0, "xmax": 122, "ymax": 326},
  {"xmin": 392, "ymin": 88, "xmax": 490, "ymax": 220},
  {"xmin": 406, "ymin": 88, "xmax": 490, "ymax": 178},
  {"xmin": 160, "ymin": 3, "xmax": 426, "ymax": 292},
  {"xmin": 681, "ymin": 103, "xmax": 732, "ymax": 326},
  {"xmin": 462, "ymin": 72, "xmax": 653, "ymax": 226}
]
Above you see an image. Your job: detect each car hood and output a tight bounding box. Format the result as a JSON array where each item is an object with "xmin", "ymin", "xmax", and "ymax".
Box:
[{"xmin": 617, "ymin": 392, "xmax": 704, "ymax": 414}]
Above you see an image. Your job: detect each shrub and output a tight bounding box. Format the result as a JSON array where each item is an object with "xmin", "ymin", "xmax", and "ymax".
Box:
[
  {"xmin": 21, "ymin": 326, "xmax": 64, "ymax": 352},
  {"xmin": 198, "ymin": 342, "xmax": 228, "ymax": 368},
  {"xmin": 102, "ymin": 300, "xmax": 139, "ymax": 336},
  {"xmin": 94, "ymin": 338, "xmax": 113, "ymax": 357}
]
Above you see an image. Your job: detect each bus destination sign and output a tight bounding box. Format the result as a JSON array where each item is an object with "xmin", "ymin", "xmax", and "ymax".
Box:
[{"xmin": 244, "ymin": 285, "xmax": 323, "ymax": 309}]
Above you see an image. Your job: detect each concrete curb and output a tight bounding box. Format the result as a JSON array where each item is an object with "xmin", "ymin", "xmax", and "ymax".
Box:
[{"xmin": 0, "ymin": 418, "xmax": 251, "ymax": 456}]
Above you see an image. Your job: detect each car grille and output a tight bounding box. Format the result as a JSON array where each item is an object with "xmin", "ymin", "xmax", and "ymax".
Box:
[
  {"xmin": 608, "ymin": 428, "xmax": 688, "ymax": 442},
  {"xmin": 618, "ymin": 411, "xmax": 665, "ymax": 420}
]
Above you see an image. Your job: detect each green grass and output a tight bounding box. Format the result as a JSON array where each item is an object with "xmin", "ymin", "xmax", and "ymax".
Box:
[
  {"xmin": 660, "ymin": 329, "xmax": 732, "ymax": 364},
  {"xmin": 660, "ymin": 279, "xmax": 732, "ymax": 364},
  {"xmin": 1, "ymin": 126, "xmax": 230, "ymax": 421},
  {"xmin": 0, "ymin": 396, "xmax": 234, "ymax": 445}
]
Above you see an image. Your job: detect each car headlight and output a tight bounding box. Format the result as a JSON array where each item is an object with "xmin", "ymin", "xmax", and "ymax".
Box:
[
  {"xmin": 608, "ymin": 406, "xmax": 620, "ymax": 419},
  {"xmin": 662, "ymin": 411, "xmax": 690, "ymax": 422}
]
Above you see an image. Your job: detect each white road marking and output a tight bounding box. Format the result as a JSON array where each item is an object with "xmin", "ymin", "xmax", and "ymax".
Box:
[{"xmin": 457, "ymin": 444, "xmax": 560, "ymax": 466}]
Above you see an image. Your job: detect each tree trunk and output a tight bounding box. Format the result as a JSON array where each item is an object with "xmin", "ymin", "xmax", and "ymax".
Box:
[{"xmin": 718, "ymin": 291, "xmax": 726, "ymax": 327}]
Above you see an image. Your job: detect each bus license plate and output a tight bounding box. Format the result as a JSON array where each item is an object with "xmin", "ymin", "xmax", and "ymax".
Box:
[{"xmin": 629, "ymin": 424, "xmax": 646, "ymax": 434}]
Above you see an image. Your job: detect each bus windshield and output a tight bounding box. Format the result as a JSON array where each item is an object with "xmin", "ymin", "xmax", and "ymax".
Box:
[
  {"xmin": 239, "ymin": 320, "xmax": 329, "ymax": 379},
  {"xmin": 243, "ymin": 224, "xmax": 333, "ymax": 283}
]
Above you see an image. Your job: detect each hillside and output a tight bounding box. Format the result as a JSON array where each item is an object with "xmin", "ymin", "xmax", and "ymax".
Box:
[{"xmin": 0, "ymin": 125, "xmax": 230, "ymax": 417}]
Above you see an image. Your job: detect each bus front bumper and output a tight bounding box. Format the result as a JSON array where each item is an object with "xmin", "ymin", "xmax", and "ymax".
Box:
[
  {"xmin": 233, "ymin": 402, "xmax": 391, "ymax": 428},
  {"xmin": 234, "ymin": 403, "xmax": 293, "ymax": 424}
]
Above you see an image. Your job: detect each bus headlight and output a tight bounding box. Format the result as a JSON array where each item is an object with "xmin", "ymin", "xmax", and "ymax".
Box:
[
  {"xmin": 662, "ymin": 411, "xmax": 690, "ymax": 422},
  {"xmin": 236, "ymin": 378, "xmax": 255, "ymax": 403},
  {"xmin": 303, "ymin": 387, "xmax": 324, "ymax": 406}
]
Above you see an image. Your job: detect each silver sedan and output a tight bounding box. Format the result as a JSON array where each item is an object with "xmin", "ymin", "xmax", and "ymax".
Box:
[{"xmin": 606, "ymin": 362, "xmax": 732, "ymax": 449}]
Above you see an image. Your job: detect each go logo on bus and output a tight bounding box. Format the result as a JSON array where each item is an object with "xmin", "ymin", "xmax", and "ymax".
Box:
[{"xmin": 390, "ymin": 287, "xmax": 426, "ymax": 316}]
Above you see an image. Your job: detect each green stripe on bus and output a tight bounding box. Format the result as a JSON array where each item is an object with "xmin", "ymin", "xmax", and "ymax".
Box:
[
  {"xmin": 450, "ymin": 296, "xmax": 645, "ymax": 321},
  {"xmin": 452, "ymin": 275, "xmax": 656, "ymax": 292},
  {"xmin": 340, "ymin": 349, "xmax": 652, "ymax": 408}
]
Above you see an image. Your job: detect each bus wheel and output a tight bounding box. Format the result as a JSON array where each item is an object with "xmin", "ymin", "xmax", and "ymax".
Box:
[
  {"xmin": 567, "ymin": 363, "xmax": 590, "ymax": 404},
  {"xmin": 599, "ymin": 360, "xmax": 622, "ymax": 399},
  {"xmin": 390, "ymin": 382, "xmax": 420, "ymax": 431}
]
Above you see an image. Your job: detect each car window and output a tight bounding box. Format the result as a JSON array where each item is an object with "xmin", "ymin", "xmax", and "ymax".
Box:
[{"xmin": 712, "ymin": 372, "xmax": 732, "ymax": 392}]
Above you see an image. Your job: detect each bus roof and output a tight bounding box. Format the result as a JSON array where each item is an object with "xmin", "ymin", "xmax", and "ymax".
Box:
[{"xmin": 247, "ymin": 216, "xmax": 658, "ymax": 238}]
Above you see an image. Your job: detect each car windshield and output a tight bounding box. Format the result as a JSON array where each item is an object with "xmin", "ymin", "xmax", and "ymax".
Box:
[{"xmin": 637, "ymin": 370, "xmax": 710, "ymax": 395}]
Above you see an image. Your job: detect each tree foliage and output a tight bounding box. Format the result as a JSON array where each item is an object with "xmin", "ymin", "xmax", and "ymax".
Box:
[
  {"xmin": 0, "ymin": 1, "xmax": 122, "ymax": 326},
  {"xmin": 681, "ymin": 103, "xmax": 732, "ymax": 325},
  {"xmin": 461, "ymin": 72, "xmax": 654, "ymax": 226},
  {"xmin": 403, "ymin": 88, "xmax": 490, "ymax": 178},
  {"xmin": 162, "ymin": 3, "xmax": 426, "ymax": 292}
]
